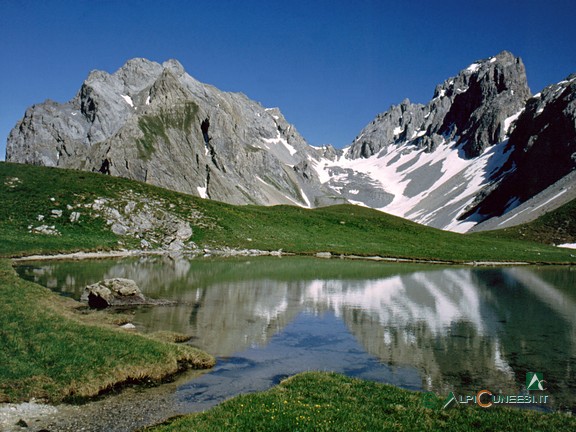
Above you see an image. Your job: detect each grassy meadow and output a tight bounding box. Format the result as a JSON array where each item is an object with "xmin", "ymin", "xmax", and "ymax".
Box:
[
  {"xmin": 1, "ymin": 161, "xmax": 575, "ymax": 263},
  {"xmin": 145, "ymin": 372, "xmax": 576, "ymax": 432}
]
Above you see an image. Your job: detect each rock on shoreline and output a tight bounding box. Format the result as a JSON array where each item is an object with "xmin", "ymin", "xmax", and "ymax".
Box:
[{"xmin": 80, "ymin": 277, "xmax": 172, "ymax": 308}]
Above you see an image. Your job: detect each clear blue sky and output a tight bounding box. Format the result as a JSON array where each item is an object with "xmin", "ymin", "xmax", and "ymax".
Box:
[{"xmin": 1, "ymin": 0, "xmax": 575, "ymax": 159}]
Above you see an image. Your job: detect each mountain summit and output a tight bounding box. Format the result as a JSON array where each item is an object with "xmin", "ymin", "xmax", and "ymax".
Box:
[
  {"xmin": 6, "ymin": 58, "xmax": 340, "ymax": 208},
  {"xmin": 347, "ymin": 51, "xmax": 531, "ymax": 159},
  {"xmin": 315, "ymin": 51, "xmax": 575, "ymax": 231},
  {"xmin": 6, "ymin": 53, "xmax": 576, "ymax": 232}
]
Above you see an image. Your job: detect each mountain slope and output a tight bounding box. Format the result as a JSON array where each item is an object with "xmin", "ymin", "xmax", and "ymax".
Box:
[
  {"xmin": 473, "ymin": 182, "xmax": 576, "ymax": 246},
  {"xmin": 6, "ymin": 59, "xmax": 341, "ymax": 208},
  {"xmin": 460, "ymin": 73, "xmax": 576, "ymax": 223},
  {"xmin": 1, "ymin": 162, "xmax": 575, "ymax": 263},
  {"xmin": 312, "ymin": 52, "xmax": 576, "ymax": 232}
]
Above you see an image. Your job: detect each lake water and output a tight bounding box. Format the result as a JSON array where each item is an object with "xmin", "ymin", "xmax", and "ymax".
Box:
[{"xmin": 16, "ymin": 256, "xmax": 576, "ymax": 414}]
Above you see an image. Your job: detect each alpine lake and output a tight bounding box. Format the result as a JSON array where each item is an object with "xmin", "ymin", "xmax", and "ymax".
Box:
[{"xmin": 16, "ymin": 255, "xmax": 576, "ymax": 421}]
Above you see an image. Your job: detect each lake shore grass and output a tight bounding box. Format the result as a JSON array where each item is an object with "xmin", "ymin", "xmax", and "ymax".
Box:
[
  {"xmin": 144, "ymin": 371, "xmax": 576, "ymax": 432},
  {"xmin": 0, "ymin": 258, "xmax": 214, "ymax": 404},
  {"xmin": 1, "ymin": 162, "xmax": 575, "ymax": 264}
]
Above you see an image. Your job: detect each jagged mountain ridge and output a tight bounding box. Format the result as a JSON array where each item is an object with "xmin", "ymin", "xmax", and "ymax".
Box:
[
  {"xmin": 312, "ymin": 51, "xmax": 576, "ymax": 232},
  {"xmin": 347, "ymin": 51, "xmax": 531, "ymax": 160},
  {"xmin": 6, "ymin": 58, "xmax": 342, "ymax": 208},
  {"xmin": 6, "ymin": 52, "xmax": 576, "ymax": 232}
]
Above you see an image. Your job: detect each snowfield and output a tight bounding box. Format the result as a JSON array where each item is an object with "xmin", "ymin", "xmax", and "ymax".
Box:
[{"xmin": 311, "ymin": 138, "xmax": 514, "ymax": 232}]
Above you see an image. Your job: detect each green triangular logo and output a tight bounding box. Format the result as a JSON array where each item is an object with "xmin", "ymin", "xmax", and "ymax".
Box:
[
  {"xmin": 526, "ymin": 372, "xmax": 545, "ymax": 391},
  {"xmin": 442, "ymin": 391, "xmax": 458, "ymax": 409}
]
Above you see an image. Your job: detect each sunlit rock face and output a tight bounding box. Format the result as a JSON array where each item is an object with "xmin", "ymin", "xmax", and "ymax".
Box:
[{"xmin": 6, "ymin": 58, "xmax": 340, "ymax": 208}]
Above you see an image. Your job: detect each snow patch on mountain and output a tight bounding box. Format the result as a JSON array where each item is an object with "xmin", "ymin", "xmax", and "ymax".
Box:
[
  {"xmin": 504, "ymin": 109, "xmax": 524, "ymax": 133},
  {"xmin": 466, "ymin": 63, "xmax": 481, "ymax": 73},
  {"xmin": 315, "ymin": 138, "xmax": 513, "ymax": 232},
  {"xmin": 197, "ymin": 185, "xmax": 208, "ymax": 199},
  {"xmin": 121, "ymin": 94, "xmax": 134, "ymax": 107},
  {"xmin": 262, "ymin": 130, "xmax": 298, "ymax": 156},
  {"xmin": 299, "ymin": 188, "xmax": 312, "ymax": 208}
]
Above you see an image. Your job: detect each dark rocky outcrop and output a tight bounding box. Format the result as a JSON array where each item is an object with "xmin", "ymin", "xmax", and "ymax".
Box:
[
  {"xmin": 348, "ymin": 51, "xmax": 531, "ymax": 159},
  {"xmin": 459, "ymin": 74, "xmax": 576, "ymax": 222}
]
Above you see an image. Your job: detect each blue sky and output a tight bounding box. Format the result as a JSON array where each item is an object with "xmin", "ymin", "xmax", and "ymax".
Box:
[{"xmin": 1, "ymin": 0, "xmax": 575, "ymax": 159}]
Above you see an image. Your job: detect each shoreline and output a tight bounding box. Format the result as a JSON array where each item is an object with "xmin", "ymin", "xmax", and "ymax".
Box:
[
  {"xmin": 11, "ymin": 249, "xmax": 157, "ymax": 262},
  {"xmin": 9, "ymin": 248, "xmax": 552, "ymax": 266},
  {"xmin": 2, "ymin": 249, "xmax": 573, "ymax": 431},
  {"xmin": 0, "ymin": 368, "xmax": 207, "ymax": 432}
]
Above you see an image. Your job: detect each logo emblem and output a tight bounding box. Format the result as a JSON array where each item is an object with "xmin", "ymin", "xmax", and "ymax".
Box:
[
  {"xmin": 526, "ymin": 372, "xmax": 546, "ymax": 391},
  {"xmin": 442, "ymin": 391, "xmax": 458, "ymax": 409}
]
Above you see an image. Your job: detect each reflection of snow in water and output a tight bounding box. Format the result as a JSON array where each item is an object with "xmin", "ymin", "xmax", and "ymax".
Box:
[
  {"xmin": 17, "ymin": 259, "xmax": 576, "ymax": 413},
  {"xmin": 493, "ymin": 339, "xmax": 515, "ymax": 375},
  {"xmin": 303, "ymin": 269, "xmax": 486, "ymax": 336}
]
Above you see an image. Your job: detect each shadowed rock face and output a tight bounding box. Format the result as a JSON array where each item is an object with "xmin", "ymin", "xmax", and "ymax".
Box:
[
  {"xmin": 347, "ymin": 51, "xmax": 532, "ymax": 160},
  {"xmin": 459, "ymin": 74, "xmax": 576, "ymax": 222}
]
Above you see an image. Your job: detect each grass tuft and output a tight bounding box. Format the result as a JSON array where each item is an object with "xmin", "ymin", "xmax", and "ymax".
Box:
[{"xmin": 147, "ymin": 331, "xmax": 194, "ymax": 344}]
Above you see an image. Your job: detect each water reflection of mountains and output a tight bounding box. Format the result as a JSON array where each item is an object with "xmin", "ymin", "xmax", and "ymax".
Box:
[{"xmin": 18, "ymin": 256, "xmax": 576, "ymax": 411}]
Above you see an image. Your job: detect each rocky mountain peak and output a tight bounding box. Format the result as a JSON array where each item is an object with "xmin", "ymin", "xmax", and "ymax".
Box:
[
  {"xmin": 161, "ymin": 59, "xmax": 186, "ymax": 77},
  {"xmin": 6, "ymin": 58, "xmax": 340, "ymax": 208},
  {"xmin": 348, "ymin": 51, "xmax": 531, "ymax": 159},
  {"xmin": 112, "ymin": 58, "xmax": 163, "ymax": 93},
  {"xmin": 439, "ymin": 50, "xmax": 531, "ymax": 157}
]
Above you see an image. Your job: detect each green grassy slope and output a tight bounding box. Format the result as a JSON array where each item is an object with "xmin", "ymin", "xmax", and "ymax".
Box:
[
  {"xmin": 0, "ymin": 259, "xmax": 214, "ymax": 403},
  {"xmin": 1, "ymin": 161, "xmax": 575, "ymax": 263},
  {"xmin": 477, "ymin": 198, "xmax": 576, "ymax": 246},
  {"xmin": 145, "ymin": 372, "xmax": 576, "ymax": 432}
]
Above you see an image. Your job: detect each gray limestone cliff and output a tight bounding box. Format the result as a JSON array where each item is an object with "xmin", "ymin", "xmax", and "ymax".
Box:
[{"xmin": 6, "ymin": 58, "xmax": 341, "ymax": 207}]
